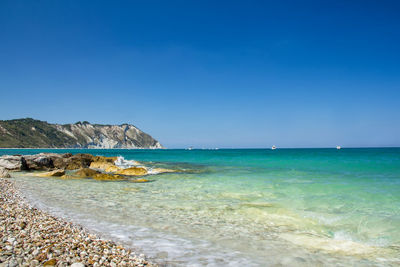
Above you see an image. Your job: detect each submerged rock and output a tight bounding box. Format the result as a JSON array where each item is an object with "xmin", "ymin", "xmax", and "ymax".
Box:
[
  {"xmin": 93, "ymin": 173, "xmax": 125, "ymax": 181},
  {"xmin": 131, "ymin": 178, "xmax": 150, "ymax": 183},
  {"xmin": 116, "ymin": 167, "xmax": 147, "ymax": 176},
  {"xmin": 0, "ymin": 167, "xmax": 11, "ymax": 178},
  {"xmin": 70, "ymin": 168, "xmax": 127, "ymax": 181},
  {"xmin": 74, "ymin": 168, "xmax": 101, "ymax": 178},
  {"xmin": 37, "ymin": 169, "xmax": 65, "ymax": 177}
]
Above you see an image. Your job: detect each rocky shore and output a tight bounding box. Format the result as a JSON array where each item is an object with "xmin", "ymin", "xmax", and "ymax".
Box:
[
  {"xmin": 0, "ymin": 153, "xmax": 175, "ymax": 181},
  {"xmin": 0, "ymin": 178, "xmax": 156, "ymax": 267}
]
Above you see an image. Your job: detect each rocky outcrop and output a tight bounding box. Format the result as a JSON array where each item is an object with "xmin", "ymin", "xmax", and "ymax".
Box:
[
  {"xmin": 0, "ymin": 153, "xmax": 115, "ymax": 171},
  {"xmin": 0, "ymin": 118, "xmax": 163, "ymax": 149},
  {"xmin": 2, "ymin": 153, "xmax": 176, "ymax": 183},
  {"xmin": 104, "ymin": 165, "xmax": 122, "ymax": 173},
  {"xmin": 0, "ymin": 155, "xmax": 28, "ymax": 171},
  {"xmin": 64, "ymin": 154, "xmax": 95, "ymax": 170},
  {"xmin": 0, "ymin": 167, "xmax": 11, "ymax": 178},
  {"xmin": 24, "ymin": 154, "xmax": 54, "ymax": 170},
  {"xmin": 2, "ymin": 153, "xmax": 96, "ymax": 171}
]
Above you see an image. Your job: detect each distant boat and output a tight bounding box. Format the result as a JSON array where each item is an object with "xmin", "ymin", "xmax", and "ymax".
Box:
[
  {"xmin": 271, "ymin": 145, "xmax": 276, "ymax": 150},
  {"xmin": 187, "ymin": 146, "xmax": 193, "ymax": 150},
  {"xmin": 336, "ymin": 146, "xmax": 341, "ymax": 150}
]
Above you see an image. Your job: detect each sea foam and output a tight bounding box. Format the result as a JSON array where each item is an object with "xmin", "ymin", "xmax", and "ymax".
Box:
[{"xmin": 114, "ymin": 156, "xmax": 141, "ymax": 169}]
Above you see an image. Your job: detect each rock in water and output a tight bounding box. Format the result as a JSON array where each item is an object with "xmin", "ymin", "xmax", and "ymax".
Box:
[
  {"xmin": 24, "ymin": 154, "xmax": 54, "ymax": 170},
  {"xmin": 92, "ymin": 155, "xmax": 118, "ymax": 163},
  {"xmin": 65, "ymin": 154, "xmax": 95, "ymax": 170},
  {"xmin": 89, "ymin": 161, "xmax": 115, "ymax": 170},
  {"xmin": 116, "ymin": 167, "xmax": 148, "ymax": 176},
  {"xmin": 0, "ymin": 155, "xmax": 28, "ymax": 170},
  {"xmin": 104, "ymin": 165, "xmax": 122, "ymax": 173},
  {"xmin": 132, "ymin": 178, "xmax": 150, "ymax": 183},
  {"xmin": 74, "ymin": 168, "xmax": 101, "ymax": 178},
  {"xmin": 37, "ymin": 169, "xmax": 65, "ymax": 177},
  {"xmin": 0, "ymin": 167, "xmax": 11, "ymax": 178},
  {"xmin": 93, "ymin": 173, "xmax": 125, "ymax": 181},
  {"xmin": 10, "ymin": 153, "xmax": 95, "ymax": 171}
]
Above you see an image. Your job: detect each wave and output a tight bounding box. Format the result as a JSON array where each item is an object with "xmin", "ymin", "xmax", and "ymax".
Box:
[{"xmin": 114, "ymin": 156, "xmax": 141, "ymax": 169}]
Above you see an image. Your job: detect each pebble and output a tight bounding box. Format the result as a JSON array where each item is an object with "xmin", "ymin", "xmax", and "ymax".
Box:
[{"xmin": 0, "ymin": 178, "xmax": 156, "ymax": 267}]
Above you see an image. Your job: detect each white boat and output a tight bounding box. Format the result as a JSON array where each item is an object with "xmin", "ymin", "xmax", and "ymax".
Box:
[
  {"xmin": 271, "ymin": 145, "xmax": 276, "ymax": 150},
  {"xmin": 336, "ymin": 146, "xmax": 341, "ymax": 150}
]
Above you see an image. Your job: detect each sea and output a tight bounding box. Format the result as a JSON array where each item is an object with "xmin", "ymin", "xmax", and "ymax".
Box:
[{"xmin": 2, "ymin": 148, "xmax": 400, "ymax": 266}]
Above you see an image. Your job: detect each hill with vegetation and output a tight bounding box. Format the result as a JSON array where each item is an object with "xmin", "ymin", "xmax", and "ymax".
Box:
[{"xmin": 0, "ymin": 118, "xmax": 163, "ymax": 149}]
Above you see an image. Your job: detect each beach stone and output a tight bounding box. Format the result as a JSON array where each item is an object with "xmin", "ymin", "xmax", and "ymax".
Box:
[
  {"xmin": 0, "ymin": 167, "xmax": 11, "ymax": 178},
  {"xmin": 0, "ymin": 155, "xmax": 28, "ymax": 171},
  {"xmin": 8, "ymin": 259, "xmax": 18, "ymax": 267},
  {"xmin": 43, "ymin": 258, "xmax": 57, "ymax": 266},
  {"xmin": 0, "ymin": 160, "xmax": 156, "ymax": 267},
  {"xmin": 116, "ymin": 167, "xmax": 147, "ymax": 176},
  {"xmin": 70, "ymin": 263, "xmax": 85, "ymax": 267},
  {"xmin": 35, "ymin": 252, "xmax": 47, "ymax": 262}
]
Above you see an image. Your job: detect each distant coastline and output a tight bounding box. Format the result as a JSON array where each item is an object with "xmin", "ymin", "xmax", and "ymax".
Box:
[
  {"xmin": 0, "ymin": 147, "xmax": 164, "ymax": 149},
  {"xmin": 0, "ymin": 118, "xmax": 163, "ymax": 149}
]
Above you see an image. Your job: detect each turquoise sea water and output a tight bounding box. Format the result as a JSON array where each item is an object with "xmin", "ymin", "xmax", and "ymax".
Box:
[{"xmin": 2, "ymin": 148, "xmax": 400, "ymax": 266}]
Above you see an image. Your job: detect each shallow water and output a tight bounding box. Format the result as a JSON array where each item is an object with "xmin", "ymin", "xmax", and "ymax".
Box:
[{"xmin": 3, "ymin": 148, "xmax": 400, "ymax": 266}]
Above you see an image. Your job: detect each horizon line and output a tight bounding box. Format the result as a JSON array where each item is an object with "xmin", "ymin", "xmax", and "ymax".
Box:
[{"xmin": 0, "ymin": 146, "xmax": 399, "ymax": 150}]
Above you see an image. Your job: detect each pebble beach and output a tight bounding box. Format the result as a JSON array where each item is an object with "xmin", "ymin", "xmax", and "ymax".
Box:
[{"xmin": 0, "ymin": 178, "xmax": 156, "ymax": 267}]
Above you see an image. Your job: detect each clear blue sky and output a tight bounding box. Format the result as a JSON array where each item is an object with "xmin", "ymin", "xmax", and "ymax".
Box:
[{"xmin": 1, "ymin": 1, "xmax": 399, "ymax": 148}]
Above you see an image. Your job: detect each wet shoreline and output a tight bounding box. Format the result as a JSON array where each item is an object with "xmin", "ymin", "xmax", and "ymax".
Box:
[{"xmin": 0, "ymin": 178, "xmax": 156, "ymax": 267}]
